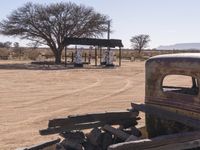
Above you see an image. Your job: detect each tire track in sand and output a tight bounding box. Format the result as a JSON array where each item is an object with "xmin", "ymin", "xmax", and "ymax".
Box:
[
  {"xmin": 6, "ymin": 74, "xmax": 131, "ymax": 127},
  {"xmin": 5, "ymin": 72, "xmax": 143, "ymax": 127},
  {"xmin": 14, "ymin": 76, "xmax": 103, "ymax": 108}
]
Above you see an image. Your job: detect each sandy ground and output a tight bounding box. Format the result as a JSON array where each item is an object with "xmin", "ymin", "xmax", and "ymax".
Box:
[{"xmin": 0, "ymin": 60, "xmax": 146, "ymax": 149}]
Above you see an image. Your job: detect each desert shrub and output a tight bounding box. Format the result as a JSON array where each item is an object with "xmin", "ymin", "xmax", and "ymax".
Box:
[
  {"xmin": 11, "ymin": 47, "xmax": 25, "ymax": 58},
  {"xmin": 0, "ymin": 48, "xmax": 9, "ymax": 56},
  {"xmin": 26, "ymin": 50, "xmax": 41, "ymax": 60}
]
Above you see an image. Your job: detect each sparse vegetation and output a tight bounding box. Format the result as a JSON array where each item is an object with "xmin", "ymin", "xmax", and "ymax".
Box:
[
  {"xmin": 0, "ymin": 2, "xmax": 110, "ymax": 64},
  {"xmin": 130, "ymin": 34, "xmax": 150, "ymax": 54},
  {"xmin": 0, "ymin": 46, "xmax": 198, "ymax": 62}
]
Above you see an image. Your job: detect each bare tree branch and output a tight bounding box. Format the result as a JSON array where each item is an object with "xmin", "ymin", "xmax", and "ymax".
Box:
[
  {"xmin": 0, "ymin": 2, "xmax": 109, "ymax": 63},
  {"xmin": 130, "ymin": 34, "xmax": 150, "ymax": 54}
]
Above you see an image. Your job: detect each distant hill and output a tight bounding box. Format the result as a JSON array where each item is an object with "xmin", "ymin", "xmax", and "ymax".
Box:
[{"xmin": 157, "ymin": 43, "xmax": 200, "ymax": 50}]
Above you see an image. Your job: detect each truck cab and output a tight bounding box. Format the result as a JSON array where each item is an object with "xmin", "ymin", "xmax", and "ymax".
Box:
[{"xmin": 145, "ymin": 53, "xmax": 200, "ymax": 137}]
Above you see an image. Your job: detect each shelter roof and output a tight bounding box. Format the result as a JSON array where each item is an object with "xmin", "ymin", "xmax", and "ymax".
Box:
[{"xmin": 64, "ymin": 37, "xmax": 123, "ymax": 48}]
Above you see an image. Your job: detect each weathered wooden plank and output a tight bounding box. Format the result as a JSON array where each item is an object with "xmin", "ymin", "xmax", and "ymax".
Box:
[
  {"xmin": 102, "ymin": 132, "xmax": 113, "ymax": 150},
  {"xmin": 131, "ymin": 103, "xmax": 200, "ymax": 129},
  {"xmin": 40, "ymin": 121, "xmax": 103, "ymax": 135},
  {"xmin": 60, "ymin": 139, "xmax": 84, "ymax": 150},
  {"xmin": 16, "ymin": 138, "xmax": 60, "ymax": 150},
  {"xmin": 144, "ymin": 139, "xmax": 200, "ymax": 150},
  {"xmin": 48, "ymin": 111, "xmax": 138, "ymax": 127},
  {"xmin": 40, "ymin": 116, "xmax": 137, "ymax": 136},
  {"xmin": 125, "ymin": 135, "xmax": 139, "ymax": 142},
  {"xmin": 103, "ymin": 125, "xmax": 130, "ymax": 141},
  {"xmin": 108, "ymin": 131, "xmax": 200, "ymax": 150},
  {"xmin": 40, "ymin": 111, "xmax": 138, "ymax": 135},
  {"xmin": 86, "ymin": 127, "xmax": 102, "ymax": 146},
  {"xmin": 60, "ymin": 131, "xmax": 85, "ymax": 144}
]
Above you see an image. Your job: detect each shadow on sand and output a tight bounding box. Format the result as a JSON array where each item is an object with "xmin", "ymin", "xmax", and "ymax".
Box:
[{"xmin": 0, "ymin": 61, "xmax": 117, "ymax": 70}]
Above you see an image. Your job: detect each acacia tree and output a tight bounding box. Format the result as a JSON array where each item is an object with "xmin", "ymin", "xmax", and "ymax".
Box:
[
  {"xmin": 130, "ymin": 34, "xmax": 150, "ymax": 54},
  {"xmin": 0, "ymin": 2, "xmax": 109, "ymax": 64}
]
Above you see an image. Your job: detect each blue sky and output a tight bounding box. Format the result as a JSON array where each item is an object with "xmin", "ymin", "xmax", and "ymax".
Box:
[{"xmin": 1, "ymin": 0, "xmax": 200, "ymax": 48}]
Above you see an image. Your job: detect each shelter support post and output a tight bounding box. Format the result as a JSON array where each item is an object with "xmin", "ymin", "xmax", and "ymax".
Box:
[
  {"xmin": 65, "ymin": 46, "xmax": 67, "ymax": 67},
  {"xmin": 84, "ymin": 53, "xmax": 87, "ymax": 63},
  {"xmin": 95, "ymin": 47, "xmax": 97, "ymax": 66},
  {"xmin": 119, "ymin": 47, "xmax": 122, "ymax": 66},
  {"xmin": 100, "ymin": 47, "xmax": 102, "ymax": 64},
  {"xmin": 71, "ymin": 52, "xmax": 74, "ymax": 62}
]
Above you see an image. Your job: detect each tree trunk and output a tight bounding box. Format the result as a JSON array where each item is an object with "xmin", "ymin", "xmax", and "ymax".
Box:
[
  {"xmin": 138, "ymin": 49, "xmax": 142, "ymax": 54},
  {"xmin": 55, "ymin": 50, "xmax": 62, "ymax": 64}
]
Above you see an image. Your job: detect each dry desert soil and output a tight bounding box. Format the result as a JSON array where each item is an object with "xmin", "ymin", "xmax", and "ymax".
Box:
[{"xmin": 0, "ymin": 60, "xmax": 187, "ymax": 150}]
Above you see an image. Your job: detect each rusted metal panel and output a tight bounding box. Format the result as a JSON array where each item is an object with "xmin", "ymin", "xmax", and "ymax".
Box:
[{"xmin": 145, "ymin": 53, "xmax": 200, "ymax": 116}]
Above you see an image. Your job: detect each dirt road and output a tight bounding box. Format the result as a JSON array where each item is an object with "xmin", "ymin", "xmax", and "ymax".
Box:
[{"xmin": 0, "ymin": 60, "xmax": 145, "ymax": 150}]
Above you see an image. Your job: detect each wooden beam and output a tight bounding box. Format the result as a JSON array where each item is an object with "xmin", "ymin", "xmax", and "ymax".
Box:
[
  {"xmin": 48, "ymin": 111, "xmax": 138, "ymax": 127},
  {"xmin": 40, "ymin": 121, "xmax": 103, "ymax": 135},
  {"xmin": 40, "ymin": 111, "xmax": 138, "ymax": 135},
  {"xmin": 108, "ymin": 131, "xmax": 200, "ymax": 150},
  {"xmin": 103, "ymin": 125, "xmax": 130, "ymax": 141},
  {"xmin": 40, "ymin": 118, "xmax": 137, "ymax": 135},
  {"xmin": 16, "ymin": 138, "xmax": 60, "ymax": 150},
  {"xmin": 131, "ymin": 103, "xmax": 200, "ymax": 129}
]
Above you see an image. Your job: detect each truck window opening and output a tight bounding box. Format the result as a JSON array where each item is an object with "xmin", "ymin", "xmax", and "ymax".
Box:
[{"xmin": 162, "ymin": 75, "xmax": 199, "ymax": 96}]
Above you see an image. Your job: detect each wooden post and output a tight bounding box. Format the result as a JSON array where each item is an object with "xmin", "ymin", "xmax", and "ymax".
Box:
[
  {"xmin": 107, "ymin": 20, "xmax": 111, "ymax": 64},
  {"xmin": 84, "ymin": 53, "xmax": 87, "ymax": 63},
  {"xmin": 71, "ymin": 52, "xmax": 74, "ymax": 62},
  {"xmin": 119, "ymin": 47, "xmax": 122, "ymax": 66},
  {"xmin": 95, "ymin": 47, "xmax": 97, "ymax": 66},
  {"xmin": 65, "ymin": 46, "xmax": 67, "ymax": 67},
  {"xmin": 88, "ymin": 54, "xmax": 91, "ymax": 64},
  {"xmin": 88, "ymin": 46, "xmax": 92, "ymax": 64},
  {"xmin": 100, "ymin": 47, "xmax": 102, "ymax": 64}
]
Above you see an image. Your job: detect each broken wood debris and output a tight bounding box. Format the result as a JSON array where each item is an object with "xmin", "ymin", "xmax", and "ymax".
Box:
[
  {"xmin": 40, "ymin": 111, "xmax": 138, "ymax": 135},
  {"xmin": 48, "ymin": 111, "xmax": 138, "ymax": 127},
  {"xmin": 103, "ymin": 125, "xmax": 130, "ymax": 141},
  {"xmin": 86, "ymin": 127, "xmax": 102, "ymax": 146},
  {"xmin": 37, "ymin": 110, "xmax": 140, "ymax": 150}
]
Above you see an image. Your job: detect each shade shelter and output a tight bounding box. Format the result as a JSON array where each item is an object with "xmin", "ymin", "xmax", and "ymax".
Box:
[{"xmin": 63, "ymin": 37, "xmax": 123, "ymax": 67}]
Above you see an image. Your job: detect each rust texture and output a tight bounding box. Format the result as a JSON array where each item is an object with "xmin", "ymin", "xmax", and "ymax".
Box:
[{"xmin": 145, "ymin": 53, "xmax": 200, "ymax": 117}]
